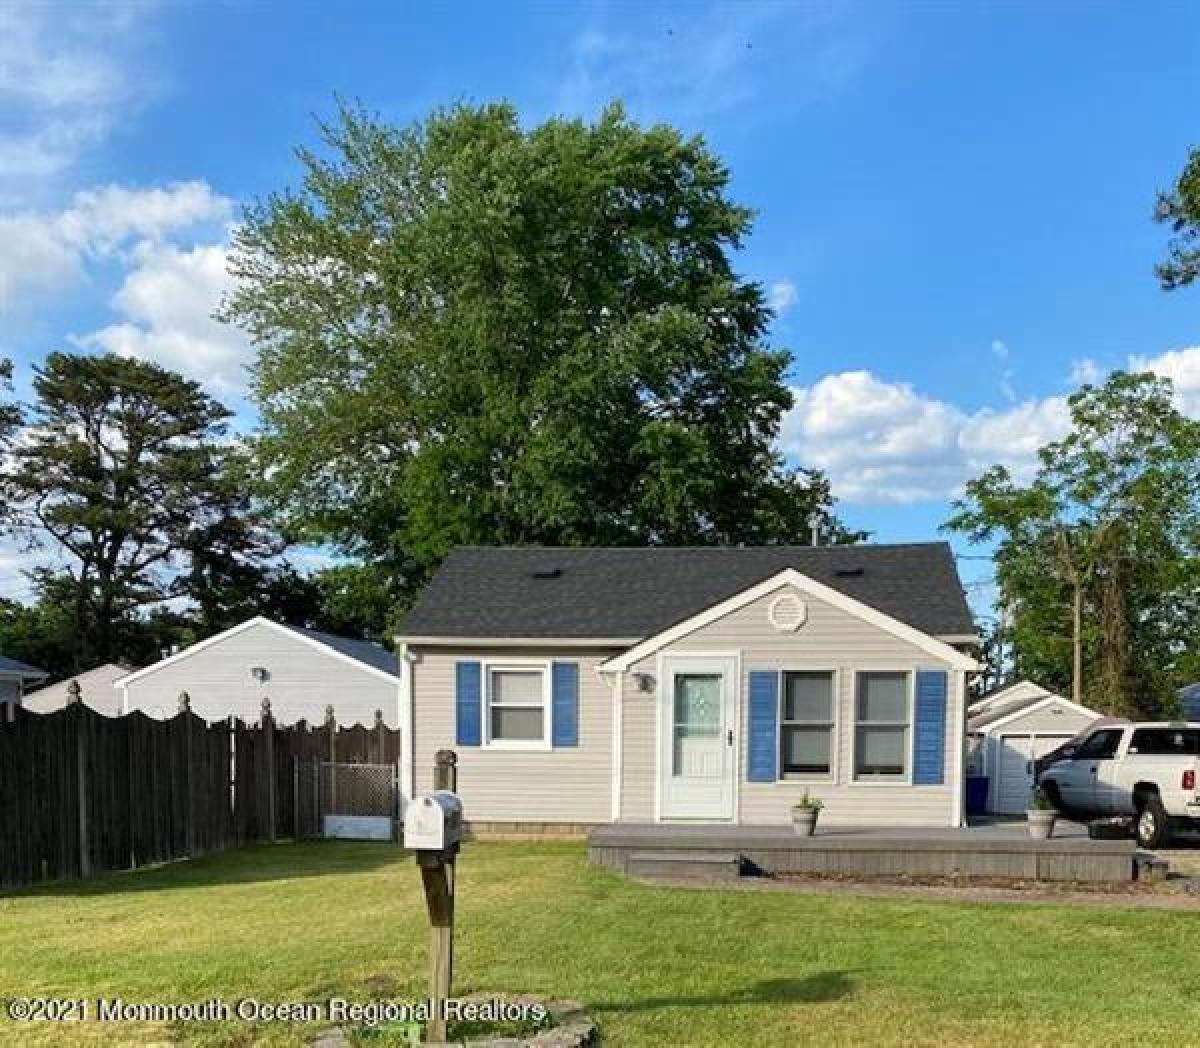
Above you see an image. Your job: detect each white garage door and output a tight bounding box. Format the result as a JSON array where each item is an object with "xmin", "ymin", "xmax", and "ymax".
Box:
[{"xmin": 994, "ymin": 734, "xmax": 1072, "ymax": 814}]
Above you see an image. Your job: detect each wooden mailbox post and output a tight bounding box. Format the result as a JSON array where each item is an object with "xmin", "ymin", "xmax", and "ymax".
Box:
[{"xmin": 409, "ymin": 749, "xmax": 461, "ymax": 1044}]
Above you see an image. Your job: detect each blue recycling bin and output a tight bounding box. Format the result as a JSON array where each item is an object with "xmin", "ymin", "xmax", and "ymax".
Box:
[{"xmin": 965, "ymin": 776, "xmax": 989, "ymax": 816}]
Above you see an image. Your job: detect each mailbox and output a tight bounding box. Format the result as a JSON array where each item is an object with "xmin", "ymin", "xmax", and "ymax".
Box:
[{"xmin": 403, "ymin": 790, "xmax": 463, "ymax": 855}]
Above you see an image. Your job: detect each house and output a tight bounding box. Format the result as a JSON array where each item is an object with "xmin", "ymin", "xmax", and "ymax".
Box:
[
  {"xmin": 22, "ymin": 662, "xmax": 133, "ymax": 716},
  {"xmin": 0, "ymin": 655, "xmax": 49, "ymax": 720},
  {"xmin": 966, "ymin": 680, "xmax": 1102, "ymax": 814},
  {"xmin": 1180, "ymin": 682, "xmax": 1200, "ymax": 720},
  {"xmin": 114, "ymin": 617, "xmax": 400, "ymax": 726},
  {"xmin": 397, "ymin": 544, "xmax": 981, "ymax": 831}
]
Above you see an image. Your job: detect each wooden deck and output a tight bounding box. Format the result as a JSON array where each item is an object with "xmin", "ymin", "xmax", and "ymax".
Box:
[{"xmin": 588, "ymin": 821, "xmax": 1141, "ymax": 883}]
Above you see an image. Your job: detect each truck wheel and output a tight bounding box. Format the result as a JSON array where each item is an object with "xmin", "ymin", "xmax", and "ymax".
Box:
[{"xmin": 1134, "ymin": 793, "xmax": 1172, "ymax": 849}]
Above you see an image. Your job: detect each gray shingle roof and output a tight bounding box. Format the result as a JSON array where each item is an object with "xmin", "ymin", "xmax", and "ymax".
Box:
[
  {"xmin": 400, "ymin": 543, "xmax": 976, "ymax": 641},
  {"xmin": 0, "ymin": 654, "xmax": 48, "ymax": 678},
  {"xmin": 968, "ymin": 694, "xmax": 1049, "ymax": 731},
  {"xmin": 292, "ymin": 625, "xmax": 399, "ymax": 677}
]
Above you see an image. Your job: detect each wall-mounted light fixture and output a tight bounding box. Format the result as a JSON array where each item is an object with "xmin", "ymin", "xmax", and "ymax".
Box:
[
  {"xmin": 633, "ymin": 672, "xmax": 655, "ymax": 694},
  {"xmin": 250, "ymin": 666, "xmax": 270, "ymax": 684}
]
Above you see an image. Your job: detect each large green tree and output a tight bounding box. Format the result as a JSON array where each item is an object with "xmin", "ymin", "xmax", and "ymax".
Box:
[
  {"xmin": 222, "ymin": 102, "xmax": 850, "ymax": 605},
  {"xmin": 1156, "ymin": 145, "xmax": 1200, "ymax": 289},
  {"xmin": 4, "ymin": 353, "xmax": 279, "ymax": 668},
  {"xmin": 946, "ymin": 371, "xmax": 1200, "ymax": 716}
]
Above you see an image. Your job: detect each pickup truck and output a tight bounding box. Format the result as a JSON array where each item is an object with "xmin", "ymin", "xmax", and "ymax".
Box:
[{"xmin": 1038, "ymin": 722, "xmax": 1200, "ymax": 848}]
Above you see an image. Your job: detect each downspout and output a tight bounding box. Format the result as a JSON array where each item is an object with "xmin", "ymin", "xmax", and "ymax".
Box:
[
  {"xmin": 602, "ymin": 668, "xmax": 624, "ymax": 824},
  {"xmin": 952, "ymin": 670, "xmax": 967, "ymax": 827},
  {"xmin": 398, "ymin": 641, "xmax": 416, "ymax": 808}
]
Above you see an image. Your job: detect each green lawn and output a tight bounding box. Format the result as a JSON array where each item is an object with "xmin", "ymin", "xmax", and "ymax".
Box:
[{"xmin": 0, "ymin": 840, "xmax": 1197, "ymax": 1047}]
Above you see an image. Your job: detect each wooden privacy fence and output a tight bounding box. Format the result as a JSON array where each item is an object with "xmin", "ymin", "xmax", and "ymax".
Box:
[{"xmin": 0, "ymin": 696, "xmax": 400, "ymax": 890}]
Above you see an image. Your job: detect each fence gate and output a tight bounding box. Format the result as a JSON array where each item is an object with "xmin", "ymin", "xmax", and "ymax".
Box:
[{"xmin": 295, "ymin": 761, "xmax": 399, "ymax": 840}]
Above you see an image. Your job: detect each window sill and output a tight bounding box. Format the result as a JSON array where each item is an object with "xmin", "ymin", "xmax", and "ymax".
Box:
[
  {"xmin": 849, "ymin": 775, "xmax": 911, "ymax": 786},
  {"xmin": 481, "ymin": 740, "xmax": 554, "ymax": 753}
]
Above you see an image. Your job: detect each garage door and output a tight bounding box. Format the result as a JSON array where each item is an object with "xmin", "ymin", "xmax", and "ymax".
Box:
[{"xmin": 994, "ymin": 734, "xmax": 1073, "ymax": 814}]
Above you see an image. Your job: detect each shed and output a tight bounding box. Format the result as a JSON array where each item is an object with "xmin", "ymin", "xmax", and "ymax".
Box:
[
  {"xmin": 967, "ymin": 681, "xmax": 1102, "ymax": 814},
  {"xmin": 22, "ymin": 662, "xmax": 133, "ymax": 716},
  {"xmin": 114, "ymin": 617, "xmax": 400, "ymax": 726}
]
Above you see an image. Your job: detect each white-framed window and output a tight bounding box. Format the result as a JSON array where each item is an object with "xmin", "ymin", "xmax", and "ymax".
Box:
[
  {"xmin": 779, "ymin": 671, "xmax": 835, "ymax": 779},
  {"xmin": 484, "ymin": 663, "xmax": 550, "ymax": 749},
  {"xmin": 853, "ymin": 671, "xmax": 911, "ymax": 781}
]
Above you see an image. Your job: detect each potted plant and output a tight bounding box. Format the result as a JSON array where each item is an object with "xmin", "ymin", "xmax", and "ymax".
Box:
[
  {"xmin": 791, "ymin": 791, "xmax": 823, "ymax": 836},
  {"xmin": 1026, "ymin": 786, "xmax": 1058, "ymax": 840}
]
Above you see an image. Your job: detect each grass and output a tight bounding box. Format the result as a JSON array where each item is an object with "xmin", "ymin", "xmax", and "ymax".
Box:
[{"xmin": 0, "ymin": 840, "xmax": 1198, "ymax": 1046}]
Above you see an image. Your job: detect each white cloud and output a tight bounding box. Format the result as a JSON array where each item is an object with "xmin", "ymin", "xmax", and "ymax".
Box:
[
  {"xmin": 990, "ymin": 339, "xmax": 1009, "ymax": 359},
  {"xmin": 1130, "ymin": 345, "xmax": 1200, "ymax": 416},
  {"xmin": 767, "ymin": 279, "xmax": 798, "ymax": 317},
  {"xmin": 0, "ymin": 1, "xmax": 157, "ymax": 192},
  {"xmin": 76, "ymin": 239, "xmax": 251, "ymax": 395},
  {"xmin": 1069, "ymin": 357, "xmax": 1103, "ymax": 385},
  {"xmin": 781, "ymin": 370, "xmax": 1071, "ymax": 505},
  {"xmin": 0, "ymin": 181, "xmax": 232, "ymax": 311},
  {"xmin": 556, "ymin": 4, "xmax": 871, "ymax": 124}
]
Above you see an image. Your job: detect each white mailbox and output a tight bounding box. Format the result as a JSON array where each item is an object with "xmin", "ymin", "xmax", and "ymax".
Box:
[{"xmin": 403, "ymin": 791, "xmax": 463, "ymax": 854}]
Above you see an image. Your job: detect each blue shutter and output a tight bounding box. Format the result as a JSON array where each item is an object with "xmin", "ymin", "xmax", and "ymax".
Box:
[
  {"xmin": 455, "ymin": 661, "xmax": 482, "ymax": 747},
  {"xmin": 913, "ymin": 669, "xmax": 948, "ymax": 785},
  {"xmin": 551, "ymin": 661, "xmax": 579, "ymax": 747},
  {"xmin": 746, "ymin": 671, "xmax": 779, "ymax": 782}
]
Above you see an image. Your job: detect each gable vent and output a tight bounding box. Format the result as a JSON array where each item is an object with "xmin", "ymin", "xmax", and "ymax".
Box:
[{"xmin": 768, "ymin": 592, "xmax": 808, "ymax": 633}]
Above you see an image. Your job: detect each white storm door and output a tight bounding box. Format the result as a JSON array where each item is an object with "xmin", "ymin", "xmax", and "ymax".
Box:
[{"xmin": 660, "ymin": 657, "xmax": 737, "ymax": 820}]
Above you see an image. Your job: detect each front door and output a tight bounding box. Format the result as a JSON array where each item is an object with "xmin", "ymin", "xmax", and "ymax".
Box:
[{"xmin": 660, "ymin": 657, "xmax": 737, "ymax": 820}]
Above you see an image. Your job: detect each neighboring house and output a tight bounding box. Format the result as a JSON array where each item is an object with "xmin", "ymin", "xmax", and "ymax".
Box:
[
  {"xmin": 22, "ymin": 663, "xmax": 133, "ymax": 716},
  {"xmin": 966, "ymin": 680, "xmax": 1103, "ymax": 815},
  {"xmin": 1180, "ymin": 682, "xmax": 1200, "ymax": 720},
  {"xmin": 398, "ymin": 544, "xmax": 981, "ymax": 830},
  {"xmin": 115, "ymin": 617, "xmax": 400, "ymax": 726},
  {"xmin": 0, "ymin": 655, "xmax": 49, "ymax": 720}
]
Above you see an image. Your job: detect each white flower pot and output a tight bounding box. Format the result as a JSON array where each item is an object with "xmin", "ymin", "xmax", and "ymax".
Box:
[
  {"xmin": 1026, "ymin": 809, "xmax": 1057, "ymax": 840},
  {"xmin": 792, "ymin": 808, "xmax": 819, "ymax": 837}
]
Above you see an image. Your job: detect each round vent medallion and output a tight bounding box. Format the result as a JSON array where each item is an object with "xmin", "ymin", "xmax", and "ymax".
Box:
[{"xmin": 768, "ymin": 592, "xmax": 808, "ymax": 632}]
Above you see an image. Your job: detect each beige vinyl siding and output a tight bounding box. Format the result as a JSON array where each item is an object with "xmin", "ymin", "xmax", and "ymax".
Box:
[
  {"xmin": 986, "ymin": 699, "xmax": 1097, "ymax": 738},
  {"xmin": 619, "ymin": 674, "xmax": 656, "ymax": 822},
  {"xmin": 410, "ymin": 647, "xmax": 619, "ymax": 823},
  {"xmin": 623, "ymin": 584, "xmax": 963, "ymax": 827},
  {"xmin": 122, "ymin": 622, "xmax": 398, "ymax": 727}
]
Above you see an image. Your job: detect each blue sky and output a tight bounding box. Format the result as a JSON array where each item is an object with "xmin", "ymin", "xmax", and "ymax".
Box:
[{"xmin": 2, "ymin": 1, "xmax": 1199, "ymax": 613}]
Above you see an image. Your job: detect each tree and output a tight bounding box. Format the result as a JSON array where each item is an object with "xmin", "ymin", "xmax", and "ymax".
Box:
[
  {"xmin": 0, "ymin": 358, "xmax": 22, "ymax": 523},
  {"xmin": 0, "ymin": 358, "xmax": 19, "ymax": 445},
  {"xmin": 4, "ymin": 352, "xmax": 276, "ymax": 668},
  {"xmin": 221, "ymin": 102, "xmax": 853, "ymax": 603},
  {"xmin": 0, "ymin": 587, "xmax": 75, "ymax": 678},
  {"xmin": 1156, "ymin": 145, "xmax": 1200, "ymax": 289},
  {"xmin": 946, "ymin": 372, "xmax": 1200, "ymax": 716}
]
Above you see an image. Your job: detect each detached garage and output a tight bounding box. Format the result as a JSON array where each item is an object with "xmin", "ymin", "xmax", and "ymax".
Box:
[
  {"xmin": 966, "ymin": 681, "xmax": 1102, "ymax": 815},
  {"xmin": 115, "ymin": 617, "xmax": 399, "ymax": 727}
]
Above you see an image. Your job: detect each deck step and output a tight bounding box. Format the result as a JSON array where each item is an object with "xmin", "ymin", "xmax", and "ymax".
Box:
[
  {"xmin": 1134, "ymin": 850, "xmax": 1169, "ymax": 883},
  {"xmin": 625, "ymin": 849, "xmax": 746, "ymax": 880}
]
